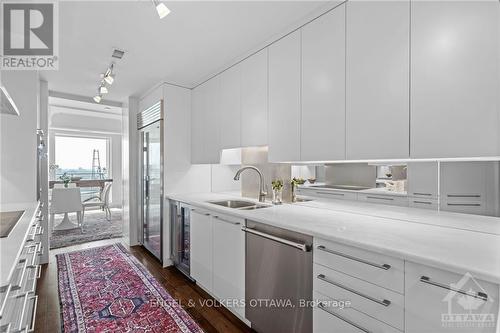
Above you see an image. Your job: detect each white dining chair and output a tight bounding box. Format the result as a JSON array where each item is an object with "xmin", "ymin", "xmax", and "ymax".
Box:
[
  {"xmin": 82, "ymin": 183, "xmax": 112, "ymax": 224},
  {"xmin": 50, "ymin": 187, "xmax": 83, "ymax": 232}
]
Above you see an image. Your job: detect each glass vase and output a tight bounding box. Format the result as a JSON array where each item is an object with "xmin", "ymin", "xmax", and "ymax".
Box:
[{"xmin": 272, "ymin": 189, "xmax": 283, "ymax": 205}]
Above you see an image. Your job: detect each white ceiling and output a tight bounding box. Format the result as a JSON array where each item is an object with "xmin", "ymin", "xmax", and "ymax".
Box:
[{"xmin": 41, "ymin": 1, "xmax": 332, "ymax": 103}]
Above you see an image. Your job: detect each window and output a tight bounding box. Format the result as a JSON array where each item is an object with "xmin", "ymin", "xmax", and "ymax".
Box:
[{"xmin": 54, "ymin": 135, "xmax": 109, "ymax": 180}]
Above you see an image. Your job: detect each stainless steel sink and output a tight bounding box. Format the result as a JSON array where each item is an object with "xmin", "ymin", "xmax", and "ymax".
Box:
[{"xmin": 207, "ymin": 200, "xmax": 271, "ymax": 210}]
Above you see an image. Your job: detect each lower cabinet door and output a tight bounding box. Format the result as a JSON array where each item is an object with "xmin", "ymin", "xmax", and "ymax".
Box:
[
  {"xmin": 405, "ymin": 261, "xmax": 499, "ymax": 333},
  {"xmin": 190, "ymin": 209, "xmax": 213, "ymax": 291},
  {"xmin": 212, "ymin": 215, "xmax": 245, "ymax": 318},
  {"xmin": 313, "ymin": 291, "xmax": 401, "ymax": 333}
]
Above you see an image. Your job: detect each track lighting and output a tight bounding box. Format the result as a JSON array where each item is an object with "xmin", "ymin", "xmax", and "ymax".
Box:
[
  {"xmin": 152, "ymin": 0, "xmax": 170, "ymax": 19},
  {"xmin": 92, "ymin": 51, "xmax": 123, "ymax": 103}
]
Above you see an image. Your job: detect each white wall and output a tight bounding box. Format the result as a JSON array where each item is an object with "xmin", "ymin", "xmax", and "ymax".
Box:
[
  {"xmin": 48, "ymin": 106, "xmax": 123, "ymax": 207},
  {"xmin": 0, "ymin": 71, "xmax": 40, "ymax": 204}
]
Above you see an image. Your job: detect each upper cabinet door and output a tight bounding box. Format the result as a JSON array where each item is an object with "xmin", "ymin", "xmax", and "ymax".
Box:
[
  {"xmin": 219, "ymin": 65, "xmax": 241, "ymax": 149},
  {"xmin": 301, "ymin": 5, "xmax": 346, "ymax": 161},
  {"xmin": 241, "ymin": 49, "xmax": 268, "ymax": 147},
  {"xmin": 346, "ymin": 0, "xmax": 410, "ymax": 160},
  {"xmin": 410, "ymin": 1, "xmax": 500, "ymax": 158},
  {"xmin": 191, "ymin": 78, "xmax": 220, "ymax": 164},
  {"xmin": 191, "ymin": 83, "xmax": 207, "ymax": 164},
  {"xmin": 268, "ymin": 30, "xmax": 301, "ymax": 162}
]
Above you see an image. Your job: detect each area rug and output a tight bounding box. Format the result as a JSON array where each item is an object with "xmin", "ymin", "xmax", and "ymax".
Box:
[
  {"xmin": 50, "ymin": 208, "xmax": 122, "ymax": 249},
  {"xmin": 57, "ymin": 243, "xmax": 203, "ymax": 333}
]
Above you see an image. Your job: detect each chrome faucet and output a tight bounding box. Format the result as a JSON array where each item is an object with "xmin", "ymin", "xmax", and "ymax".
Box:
[{"xmin": 233, "ymin": 166, "xmax": 267, "ymax": 202}]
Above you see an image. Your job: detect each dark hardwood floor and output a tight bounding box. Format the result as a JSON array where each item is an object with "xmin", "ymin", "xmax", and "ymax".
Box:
[{"xmin": 34, "ymin": 238, "xmax": 253, "ymax": 333}]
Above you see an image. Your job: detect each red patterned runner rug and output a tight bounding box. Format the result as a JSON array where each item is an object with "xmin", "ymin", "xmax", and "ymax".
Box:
[{"xmin": 57, "ymin": 243, "xmax": 204, "ymax": 332}]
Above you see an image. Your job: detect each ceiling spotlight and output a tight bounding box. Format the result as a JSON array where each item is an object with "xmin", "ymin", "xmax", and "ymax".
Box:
[
  {"xmin": 93, "ymin": 95, "xmax": 102, "ymax": 103},
  {"xmin": 152, "ymin": 0, "xmax": 170, "ymax": 19},
  {"xmin": 104, "ymin": 74, "xmax": 114, "ymax": 85},
  {"xmin": 99, "ymin": 85, "xmax": 108, "ymax": 94},
  {"xmin": 103, "ymin": 64, "xmax": 115, "ymax": 85}
]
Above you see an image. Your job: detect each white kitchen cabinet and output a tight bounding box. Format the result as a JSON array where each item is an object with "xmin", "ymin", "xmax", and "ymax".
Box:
[
  {"xmin": 407, "ymin": 162, "xmax": 438, "ymax": 199},
  {"xmin": 191, "ymin": 78, "xmax": 221, "ymax": 164},
  {"xmin": 440, "ymin": 162, "xmax": 499, "ymax": 216},
  {"xmin": 405, "ymin": 261, "xmax": 499, "ymax": 333},
  {"xmin": 301, "ymin": 5, "xmax": 345, "ymax": 161},
  {"xmin": 219, "ymin": 65, "xmax": 241, "ymax": 149},
  {"xmin": 268, "ymin": 30, "xmax": 301, "ymax": 162},
  {"xmin": 313, "ymin": 291, "xmax": 401, "ymax": 333},
  {"xmin": 240, "ymin": 49, "xmax": 268, "ymax": 147},
  {"xmin": 190, "ymin": 209, "xmax": 213, "ymax": 291},
  {"xmin": 346, "ymin": 0, "xmax": 410, "ymax": 160},
  {"xmin": 410, "ymin": 1, "xmax": 500, "ymax": 158},
  {"xmin": 212, "ymin": 214, "xmax": 245, "ymax": 318}
]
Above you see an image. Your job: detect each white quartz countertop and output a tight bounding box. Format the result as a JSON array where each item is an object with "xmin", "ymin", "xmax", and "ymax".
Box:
[
  {"xmin": 166, "ymin": 192, "xmax": 500, "ymax": 284},
  {"xmin": 0, "ymin": 202, "xmax": 39, "ymax": 286}
]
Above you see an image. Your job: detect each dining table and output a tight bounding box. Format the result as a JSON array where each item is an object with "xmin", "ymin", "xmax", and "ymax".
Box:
[{"xmin": 49, "ymin": 178, "xmax": 113, "ymax": 191}]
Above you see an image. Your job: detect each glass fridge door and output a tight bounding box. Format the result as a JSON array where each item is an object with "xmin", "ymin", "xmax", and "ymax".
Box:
[{"xmin": 142, "ymin": 121, "xmax": 162, "ymax": 261}]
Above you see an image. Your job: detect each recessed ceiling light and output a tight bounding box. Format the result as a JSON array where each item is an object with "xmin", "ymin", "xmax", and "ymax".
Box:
[
  {"xmin": 152, "ymin": 0, "xmax": 170, "ymax": 19},
  {"xmin": 93, "ymin": 95, "xmax": 102, "ymax": 103}
]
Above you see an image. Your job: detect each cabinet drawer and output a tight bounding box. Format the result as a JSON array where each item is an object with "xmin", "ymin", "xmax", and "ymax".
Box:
[
  {"xmin": 405, "ymin": 261, "xmax": 498, "ymax": 333},
  {"xmin": 314, "ymin": 238, "xmax": 404, "ymax": 294},
  {"xmin": 313, "ymin": 291, "xmax": 402, "ymax": 333},
  {"xmin": 357, "ymin": 194, "xmax": 408, "ymax": 207},
  {"xmin": 440, "ymin": 198, "xmax": 485, "ymax": 215},
  {"xmin": 0, "ymin": 292, "xmax": 38, "ymax": 333},
  {"xmin": 409, "ymin": 198, "xmax": 438, "ymax": 210},
  {"xmin": 314, "ymin": 264, "xmax": 404, "ymax": 330},
  {"xmin": 297, "ymin": 188, "xmax": 357, "ymax": 201}
]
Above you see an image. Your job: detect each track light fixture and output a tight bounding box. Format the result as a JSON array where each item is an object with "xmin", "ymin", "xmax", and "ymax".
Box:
[
  {"xmin": 93, "ymin": 62, "xmax": 116, "ymax": 103},
  {"xmin": 93, "ymin": 50, "xmax": 124, "ymax": 103},
  {"xmin": 152, "ymin": 0, "xmax": 170, "ymax": 19}
]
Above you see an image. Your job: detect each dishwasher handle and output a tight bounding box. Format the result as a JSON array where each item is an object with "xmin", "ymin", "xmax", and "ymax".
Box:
[{"xmin": 242, "ymin": 226, "xmax": 310, "ymax": 252}]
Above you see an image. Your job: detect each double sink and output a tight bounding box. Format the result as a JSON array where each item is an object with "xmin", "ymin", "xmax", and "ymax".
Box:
[
  {"xmin": 207, "ymin": 200, "xmax": 271, "ymax": 210},
  {"xmin": 207, "ymin": 197, "xmax": 313, "ymax": 210}
]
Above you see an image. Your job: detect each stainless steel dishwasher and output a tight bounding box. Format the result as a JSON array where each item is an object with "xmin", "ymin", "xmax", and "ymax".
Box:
[{"xmin": 243, "ymin": 220, "xmax": 313, "ymax": 333}]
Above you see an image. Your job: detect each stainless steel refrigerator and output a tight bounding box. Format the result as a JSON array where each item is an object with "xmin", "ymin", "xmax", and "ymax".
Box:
[{"xmin": 138, "ymin": 101, "xmax": 164, "ymax": 262}]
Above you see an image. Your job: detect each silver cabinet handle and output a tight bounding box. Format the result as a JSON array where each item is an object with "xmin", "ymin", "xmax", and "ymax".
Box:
[
  {"xmin": 447, "ymin": 203, "xmax": 481, "ymax": 207},
  {"xmin": 17, "ymin": 293, "xmax": 38, "ymax": 332},
  {"xmin": 420, "ymin": 276, "xmax": 487, "ymax": 301},
  {"xmin": 317, "ymin": 274, "xmax": 391, "ymax": 307},
  {"xmin": 413, "ymin": 200, "xmax": 432, "ymax": 205},
  {"xmin": 413, "ymin": 192, "xmax": 432, "ymax": 196},
  {"xmin": 27, "ymin": 295, "xmax": 38, "ymax": 332},
  {"xmin": 242, "ymin": 226, "xmax": 310, "ymax": 252},
  {"xmin": 318, "ymin": 302, "xmax": 371, "ymax": 333},
  {"xmin": 447, "ymin": 194, "xmax": 481, "ymax": 198},
  {"xmin": 366, "ymin": 196, "xmax": 393, "ymax": 201},
  {"xmin": 317, "ymin": 245, "xmax": 391, "ymax": 270},
  {"xmin": 16, "ymin": 293, "xmax": 30, "ymax": 331},
  {"xmin": 0, "ymin": 284, "xmax": 12, "ymax": 319},
  {"xmin": 12, "ymin": 260, "xmax": 29, "ymax": 290},
  {"xmin": 316, "ymin": 191, "xmax": 344, "ymax": 196},
  {"xmin": 212, "ymin": 216, "xmax": 240, "ymax": 225}
]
